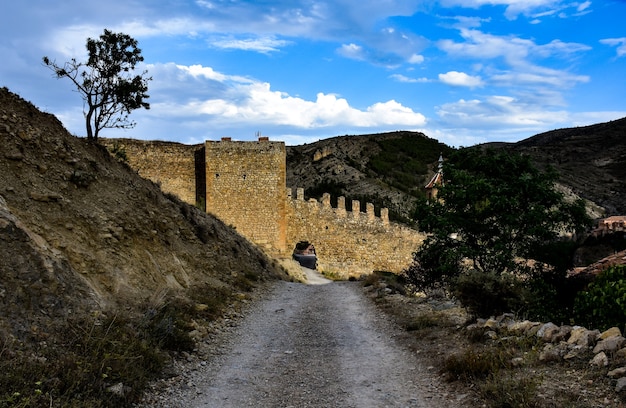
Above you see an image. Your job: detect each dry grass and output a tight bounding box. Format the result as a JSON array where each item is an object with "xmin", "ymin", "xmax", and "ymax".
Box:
[
  {"xmin": 362, "ymin": 278, "xmax": 626, "ymax": 408},
  {"xmin": 0, "ymin": 283, "xmax": 243, "ymax": 408}
]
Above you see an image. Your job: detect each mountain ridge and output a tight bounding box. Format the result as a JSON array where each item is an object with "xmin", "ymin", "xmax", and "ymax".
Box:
[{"xmin": 287, "ymin": 118, "xmax": 626, "ymax": 218}]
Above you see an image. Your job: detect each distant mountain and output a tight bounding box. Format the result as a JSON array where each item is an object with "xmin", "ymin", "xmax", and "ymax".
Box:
[
  {"xmin": 287, "ymin": 118, "xmax": 626, "ymax": 222},
  {"xmin": 286, "ymin": 131, "xmax": 453, "ymax": 224},
  {"xmin": 502, "ymin": 117, "xmax": 626, "ymax": 216}
]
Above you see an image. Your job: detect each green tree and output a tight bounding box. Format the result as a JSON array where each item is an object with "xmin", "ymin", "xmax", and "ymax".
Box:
[
  {"xmin": 406, "ymin": 148, "xmax": 590, "ymax": 292},
  {"xmin": 43, "ymin": 29, "xmax": 151, "ymax": 140}
]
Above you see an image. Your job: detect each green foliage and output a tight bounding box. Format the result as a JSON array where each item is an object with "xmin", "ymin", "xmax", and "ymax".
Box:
[
  {"xmin": 109, "ymin": 142, "xmax": 129, "ymax": 163},
  {"xmin": 574, "ymin": 265, "xmax": 626, "ymax": 331},
  {"xmin": 368, "ymin": 133, "xmax": 453, "ymax": 196},
  {"xmin": 453, "ymin": 271, "xmax": 525, "ymax": 318},
  {"xmin": 406, "ymin": 148, "xmax": 591, "ymax": 299},
  {"xmin": 43, "ymin": 29, "xmax": 151, "ymax": 140},
  {"xmin": 522, "ymin": 264, "xmax": 587, "ymax": 324},
  {"xmin": 403, "ymin": 237, "xmax": 463, "ymax": 291}
]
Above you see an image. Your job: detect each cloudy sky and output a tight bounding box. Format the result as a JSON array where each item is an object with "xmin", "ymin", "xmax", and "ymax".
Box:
[{"xmin": 2, "ymin": 1, "xmax": 625, "ymax": 146}]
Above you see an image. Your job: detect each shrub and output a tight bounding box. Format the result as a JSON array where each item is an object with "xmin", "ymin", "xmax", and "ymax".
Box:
[
  {"xmin": 453, "ymin": 271, "xmax": 525, "ymax": 318},
  {"xmin": 69, "ymin": 169, "xmax": 96, "ymax": 188},
  {"xmin": 109, "ymin": 142, "xmax": 129, "ymax": 163},
  {"xmin": 574, "ymin": 265, "xmax": 626, "ymax": 331},
  {"xmin": 479, "ymin": 374, "xmax": 538, "ymax": 408},
  {"xmin": 141, "ymin": 301, "xmax": 195, "ymax": 352},
  {"xmin": 443, "ymin": 347, "xmax": 512, "ymax": 381}
]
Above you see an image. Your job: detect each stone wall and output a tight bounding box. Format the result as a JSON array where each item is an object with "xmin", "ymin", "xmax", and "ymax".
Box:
[
  {"xmin": 100, "ymin": 138, "xmax": 200, "ymax": 205},
  {"xmin": 204, "ymin": 138, "xmax": 287, "ymax": 254},
  {"xmin": 286, "ymin": 188, "xmax": 425, "ymax": 278},
  {"xmin": 101, "ymin": 137, "xmax": 425, "ymax": 276}
]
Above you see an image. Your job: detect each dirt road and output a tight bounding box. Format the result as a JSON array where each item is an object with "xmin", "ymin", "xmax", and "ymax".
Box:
[{"xmin": 143, "ymin": 270, "xmax": 463, "ymax": 407}]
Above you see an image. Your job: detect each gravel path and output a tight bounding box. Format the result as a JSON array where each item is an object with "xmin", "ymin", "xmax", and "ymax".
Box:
[{"xmin": 140, "ymin": 270, "xmax": 463, "ymax": 408}]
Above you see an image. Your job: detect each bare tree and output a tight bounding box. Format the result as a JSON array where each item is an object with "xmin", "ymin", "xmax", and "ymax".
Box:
[{"xmin": 43, "ymin": 29, "xmax": 151, "ymax": 140}]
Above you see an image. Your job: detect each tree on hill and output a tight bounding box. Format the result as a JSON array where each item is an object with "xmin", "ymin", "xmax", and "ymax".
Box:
[
  {"xmin": 43, "ymin": 29, "xmax": 151, "ymax": 141},
  {"xmin": 406, "ymin": 148, "xmax": 591, "ymax": 316}
]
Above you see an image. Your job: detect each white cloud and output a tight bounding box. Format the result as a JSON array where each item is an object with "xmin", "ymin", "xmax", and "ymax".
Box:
[
  {"xmin": 440, "ymin": 0, "xmax": 594, "ymax": 21},
  {"xmin": 439, "ymin": 28, "xmax": 590, "ymax": 65},
  {"xmin": 431, "ymin": 93, "xmax": 626, "ymax": 145},
  {"xmin": 210, "ymin": 36, "xmax": 291, "ymax": 53},
  {"xmin": 577, "ymin": 1, "xmax": 591, "ymax": 12},
  {"xmin": 147, "ymin": 63, "xmax": 426, "ymax": 130},
  {"xmin": 439, "ymin": 71, "xmax": 484, "ymax": 87},
  {"xmin": 600, "ymin": 37, "xmax": 626, "ymax": 58},
  {"xmin": 390, "ymin": 74, "xmax": 429, "ymax": 83},
  {"xmin": 337, "ymin": 43, "xmax": 366, "ymax": 60},
  {"xmin": 490, "ymin": 67, "xmax": 589, "ymax": 89},
  {"xmin": 408, "ymin": 54, "xmax": 425, "ymax": 64}
]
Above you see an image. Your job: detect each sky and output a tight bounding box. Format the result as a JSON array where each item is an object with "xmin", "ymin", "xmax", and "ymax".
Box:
[{"xmin": 1, "ymin": 1, "xmax": 625, "ymax": 147}]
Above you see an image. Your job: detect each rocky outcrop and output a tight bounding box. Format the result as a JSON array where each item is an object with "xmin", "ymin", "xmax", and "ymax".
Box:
[{"xmin": 468, "ymin": 314, "xmax": 626, "ymax": 393}]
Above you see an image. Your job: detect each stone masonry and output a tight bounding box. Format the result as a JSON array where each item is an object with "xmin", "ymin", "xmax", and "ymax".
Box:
[
  {"xmin": 204, "ymin": 138, "xmax": 288, "ymax": 254},
  {"xmin": 101, "ymin": 137, "xmax": 425, "ymax": 277}
]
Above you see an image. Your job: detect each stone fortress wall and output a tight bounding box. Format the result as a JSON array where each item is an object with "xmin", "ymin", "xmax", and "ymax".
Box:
[
  {"xmin": 204, "ymin": 138, "xmax": 288, "ymax": 254},
  {"xmin": 101, "ymin": 137, "xmax": 425, "ymax": 277},
  {"xmin": 286, "ymin": 188, "xmax": 424, "ymax": 277},
  {"xmin": 104, "ymin": 139, "xmax": 198, "ymax": 205}
]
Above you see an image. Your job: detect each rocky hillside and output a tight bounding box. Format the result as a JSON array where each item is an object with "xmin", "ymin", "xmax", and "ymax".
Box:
[
  {"xmin": 287, "ymin": 131, "xmax": 452, "ymax": 224},
  {"xmin": 288, "ymin": 119, "xmax": 626, "ymax": 220},
  {"xmin": 505, "ymin": 118, "xmax": 626, "ymax": 216},
  {"xmin": 0, "ymin": 87, "xmax": 289, "ymax": 405}
]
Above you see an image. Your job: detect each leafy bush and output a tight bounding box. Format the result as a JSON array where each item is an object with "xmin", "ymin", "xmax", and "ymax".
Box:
[
  {"xmin": 108, "ymin": 142, "xmax": 129, "ymax": 163},
  {"xmin": 403, "ymin": 238, "xmax": 463, "ymax": 293},
  {"xmin": 70, "ymin": 169, "xmax": 96, "ymax": 188},
  {"xmin": 141, "ymin": 301, "xmax": 195, "ymax": 352},
  {"xmin": 574, "ymin": 265, "xmax": 626, "ymax": 331},
  {"xmin": 453, "ymin": 271, "xmax": 525, "ymax": 318}
]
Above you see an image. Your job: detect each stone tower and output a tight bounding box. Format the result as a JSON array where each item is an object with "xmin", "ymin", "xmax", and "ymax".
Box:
[{"xmin": 204, "ymin": 137, "xmax": 287, "ymax": 255}]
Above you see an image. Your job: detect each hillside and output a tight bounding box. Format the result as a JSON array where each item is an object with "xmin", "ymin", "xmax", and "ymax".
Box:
[
  {"xmin": 506, "ymin": 117, "xmax": 626, "ymax": 216},
  {"xmin": 0, "ymin": 87, "xmax": 289, "ymax": 406},
  {"xmin": 287, "ymin": 119, "xmax": 626, "ymax": 221},
  {"xmin": 286, "ymin": 131, "xmax": 453, "ymax": 224}
]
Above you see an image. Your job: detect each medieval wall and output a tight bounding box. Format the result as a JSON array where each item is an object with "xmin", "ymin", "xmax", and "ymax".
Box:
[
  {"xmin": 286, "ymin": 188, "xmax": 425, "ymax": 278},
  {"xmin": 101, "ymin": 137, "xmax": 424, "ymax": 276},
  {"xmin": 205, "ymin": 138, "xmax": 287, "ymax": 254},
  {"xmin": 100, "ymin": 138, "xmax": 200, "ymax": 206}
]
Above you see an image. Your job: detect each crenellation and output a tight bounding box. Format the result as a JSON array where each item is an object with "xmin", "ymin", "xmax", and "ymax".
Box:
[
  {"xmin": 322, "ymin": 193, "xmax": 331, "ymax": 208},
  {"xmin": 337, "ymin": 196, "xmax": 346, "ymax": 217},
  {"xmin": 366, "ymin": 202, "xmax": 375, "ymax": 221},
  {"xmin": 351, "ymin": 200, "xmax": 360, "ymax": 218},
  {"xmin": 381, "ymin": 208, "xmax": 389, "ymax": 225}
]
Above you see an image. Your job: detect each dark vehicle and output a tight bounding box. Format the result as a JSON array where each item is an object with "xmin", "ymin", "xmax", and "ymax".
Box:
[{"xmin": 292, "ymin": 241, "xmax": 317, "ymax": 269}]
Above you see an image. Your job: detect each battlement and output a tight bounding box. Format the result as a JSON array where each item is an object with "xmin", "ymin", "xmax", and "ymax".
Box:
[
  {"xmin": 285, "ymin": 187, "xmax": 423, "ymax": 277},
  {"xmin": 287, "ymin": 188, "xmax": 389, "ymax": 225}
]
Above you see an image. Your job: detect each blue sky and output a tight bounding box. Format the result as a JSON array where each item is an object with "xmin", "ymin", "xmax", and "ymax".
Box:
[{"xmin": 1, "ymin": 0, "xmax": 625, "ymax": 147}]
